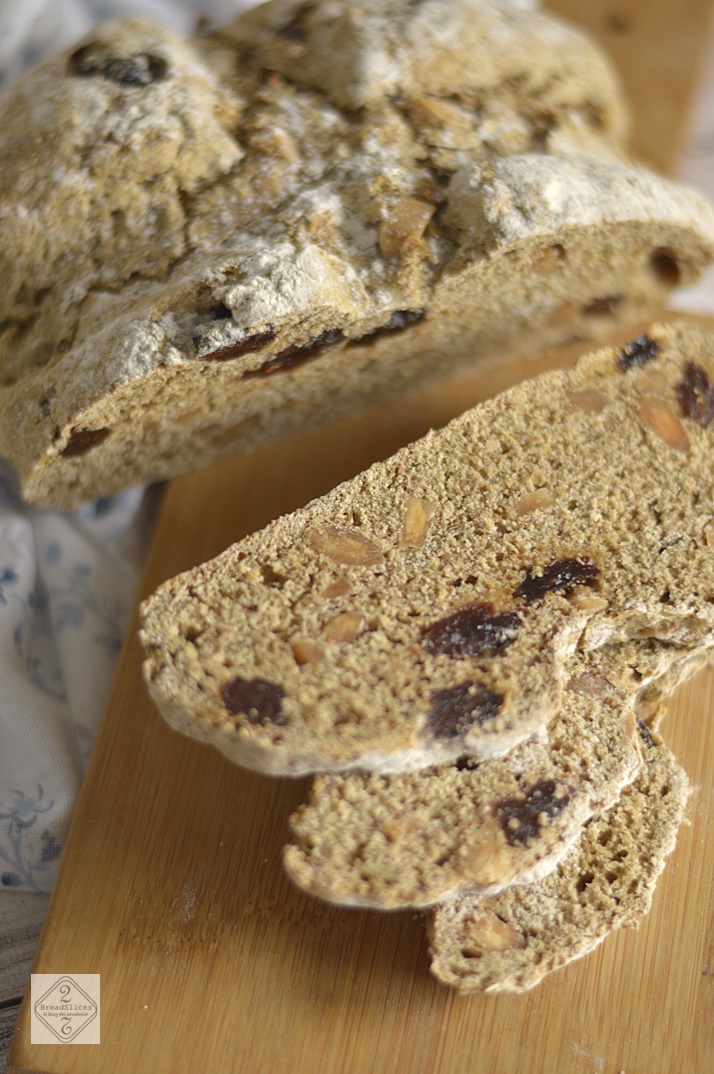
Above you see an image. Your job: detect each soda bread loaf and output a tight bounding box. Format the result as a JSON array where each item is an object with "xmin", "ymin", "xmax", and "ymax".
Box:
[
  {"xmin": 427, "ymin": 728, "xmax": 689, "ymax": 992},
  {"xmin": 2, "ymin": 1, "xmax": 714, "ymax": 507},
  {"xmin": 282, "ymin": 642, "xmax": 704, "ymax": 908},
  {"xmin": 140, "ymin": 321, "xmax": 714, "ymax": 776}
]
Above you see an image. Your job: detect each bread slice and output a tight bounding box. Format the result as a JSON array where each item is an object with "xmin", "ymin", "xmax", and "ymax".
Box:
[
  {"xmin": 141, "ymin": 321, "xmax": 714, "ymax": 775},
  {"xmin": 2, "ymin": 3, "xmax": 714, "ymax": 507},
  {"xmin": 427, "ymin": 726, "xmax": 689, "ymax": 992},
  {"xmin": 282, "ymin": 643, "xmax": 707, "ymax": 907}
]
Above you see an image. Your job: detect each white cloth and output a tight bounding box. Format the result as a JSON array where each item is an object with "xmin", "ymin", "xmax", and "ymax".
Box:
[{"xmin": 2, "ymin": 0, "xmax": 712, "ymax": 894}]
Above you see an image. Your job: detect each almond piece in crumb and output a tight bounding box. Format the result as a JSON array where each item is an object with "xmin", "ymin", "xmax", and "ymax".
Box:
[
  {"xmin": 569, "ymin": 388, "xmax": 607, "ymax": 413},
  {"xmin": 403, "ymin": 95, "xmax": 461, "ymax": 129},
  {"xmin": 322, "ymin": 611, "xmax": 365, "ymax": 642},
  {"xmin": 516, "ymin": 488, "xmax": 553, "ymax": 516},
  {"xmin": 637, "ymin": 367, "xmax": 668, "ymax": 395},
  {"xmin": 400, "ymin": 495, "xmax": 434, "ymax": 547},
  {"xmin": 568, "ymin": 590, "xmax": 608, "ymax": 614},
  {"xmin": 465, "ymin": 822, "xmax": 507, "ymax": 886},
  {"xmin": 568, "ymin": 671, "xmax": 612, "ymax": 697},
  {"xmin": 321, "ymin": 576, "xmax": 352, "ymax": 598},
  {"xmin": 637, "ymin": 396, "xmax": 690, "ymax": 453},
  {"xmin": 291, "ymin": 638, "xmax": 325, "ymax": 665},
  {"xmin": 379, "ymin": 199, "xmax": 434, "ymax": 257},
  {"xmin": 308, "ymin": 526, "xmax": 383, "ymax": 566},
  {"xmin": 463, "ymin": 911, "xmax": 524, "ymax": 954}
]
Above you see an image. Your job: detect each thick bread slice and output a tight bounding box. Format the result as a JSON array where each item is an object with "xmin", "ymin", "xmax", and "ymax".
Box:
[
  {"xmin": 427, "ymin": 728, "xmax": 689, "ymax": 992},
  {"xmin": 2, "ymin": 3, "xmax": 714, "ymax": 507},
  {"xmin": 283, "ymin": 643, "xmax": 707, "ymax": 907},
  {"xmin": 140, "ymin": 321, "xmax": 714, "ymax": 775}
]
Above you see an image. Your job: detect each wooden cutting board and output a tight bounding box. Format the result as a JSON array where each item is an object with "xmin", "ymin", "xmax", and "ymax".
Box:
[{"xmin": 8, "ymin": 2, "xmax": 714, "ymax": 1071}]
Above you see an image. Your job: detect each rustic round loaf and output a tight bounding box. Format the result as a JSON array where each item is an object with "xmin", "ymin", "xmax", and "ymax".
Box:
[{"xmin": 2, "ymin": 1, "xmax": 714, "ymax": 506}]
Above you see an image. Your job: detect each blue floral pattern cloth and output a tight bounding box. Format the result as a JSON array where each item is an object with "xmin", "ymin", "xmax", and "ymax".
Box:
[{"xmin": 0, "ymin": 468, "xmax": 156, "ymax": 890}]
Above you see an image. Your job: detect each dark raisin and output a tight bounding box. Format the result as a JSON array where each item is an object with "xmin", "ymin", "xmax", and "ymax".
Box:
[
  {"xmin": 422, "ymin": 602, "xmax": 520, "ymax": 658},
  {"xmin": 428, "ymin": 166, "xmax": 453, "ymax": 187},
  {"xmin": 68, "ymin": 46, "xmax": 101, "ymax": 76},
  {"xmin": 200, "ymin": 329, "xmax": 278, "ymax": 362},
  {"xmin": 220, "ymin": 676, "xmax": 286, "ymax": 726},
  {"xmin": 40, "ymin": 399, "xmax": 51, "ymax": 416},
  {"xmin": 493, "ymin": 780, "xmax": 573, "ymax": 846},
  {"xmin": 104, "ymin": 55, "xmax": 168, "ymax": 85},
  {"xmin": 636, "ymin": 716, "xmax": 657, "ymax": 750},
  {"xmin": 350, "ymin": 309, "xmax": 426, "ymax": 346},
  {"xmin": 650, "ymin": 248, "xmax": 681, "ymax": 286},
  {"xmin": 516, "ymin": 557, "xmax": 599, "ymax": 605},
  {"xmin": 427, "ymin": 682, "xmax": 503, "ymax": 739},
  {"xmin": 676, "ymin": 360, "xmax": 714, "ymax": 427},
  {"xmin": 582, "ymin": 295, "xmax": 622, "ymax": 316},
  {"xmin": 60, "ymin": 427, "xmax": 111, "ymax": 458},
  {"xmin": 69, "ymin": 48, "xmax": 168, "ymax": 85},
  {"xmin": 243, "ymin": 328, "xmax": 344, "ymax": 378},
  {"xmin": 455, "ymin": 756, "xmax": 478, "ymax": 771},
  {"xmin": 616, "ymin": 334, "xmax": 660, "ymax": 371}
]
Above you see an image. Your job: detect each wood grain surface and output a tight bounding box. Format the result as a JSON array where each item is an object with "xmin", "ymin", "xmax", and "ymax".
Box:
[
  {"xmin": 8, "ymin": 1, "xmax": 714, "ymax": 1070},
  {"xmin": 0, "ymin": 894, "xmax": 51, "ymax": 1005}
]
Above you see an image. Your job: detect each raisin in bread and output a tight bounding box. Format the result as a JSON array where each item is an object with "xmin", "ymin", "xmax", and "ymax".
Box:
[
  {"xmin": 140, "ymin": 321, "xmax": 714, "ymax": 776},
  {"xmin": 427, "ymin": 728, "xmax": 689, "ymax": 992},
  {"xmin": 2, "ymin": 3, "xmax": 714, "ymax": 507},
  {"xmin": 282, "ymin": 643, "xmax": 707, "ymax": 907}
]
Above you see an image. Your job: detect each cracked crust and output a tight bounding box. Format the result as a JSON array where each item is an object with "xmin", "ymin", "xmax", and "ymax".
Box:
[
  {"xmin": 140, "ymin": 321, "xmax": 714, "ymax": 775},
  {"xmin": 2, "ymin": 2, "xmax": 714, "ymax": 506},
  {"xmin": 427, "ymin": 727, "xmax": 690, "ymax": 992}
]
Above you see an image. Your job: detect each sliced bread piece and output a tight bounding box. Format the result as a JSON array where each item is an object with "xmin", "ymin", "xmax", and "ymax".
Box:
[
  {"xmin": 283, "ymin": 643, "xmax": 706, "ymax": 907},
  {"xmin": 427, "ymin": 727, "xmax": 689, "ymax": 992},
  {"xmin": 140, "ymin": 321, "xmax": 714, "ymax": 775}
]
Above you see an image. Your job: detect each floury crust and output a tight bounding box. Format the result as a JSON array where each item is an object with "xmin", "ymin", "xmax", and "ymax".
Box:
[{"xmin": 2, "ymin": 1, "xmax": 714, "ymax": 505}]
